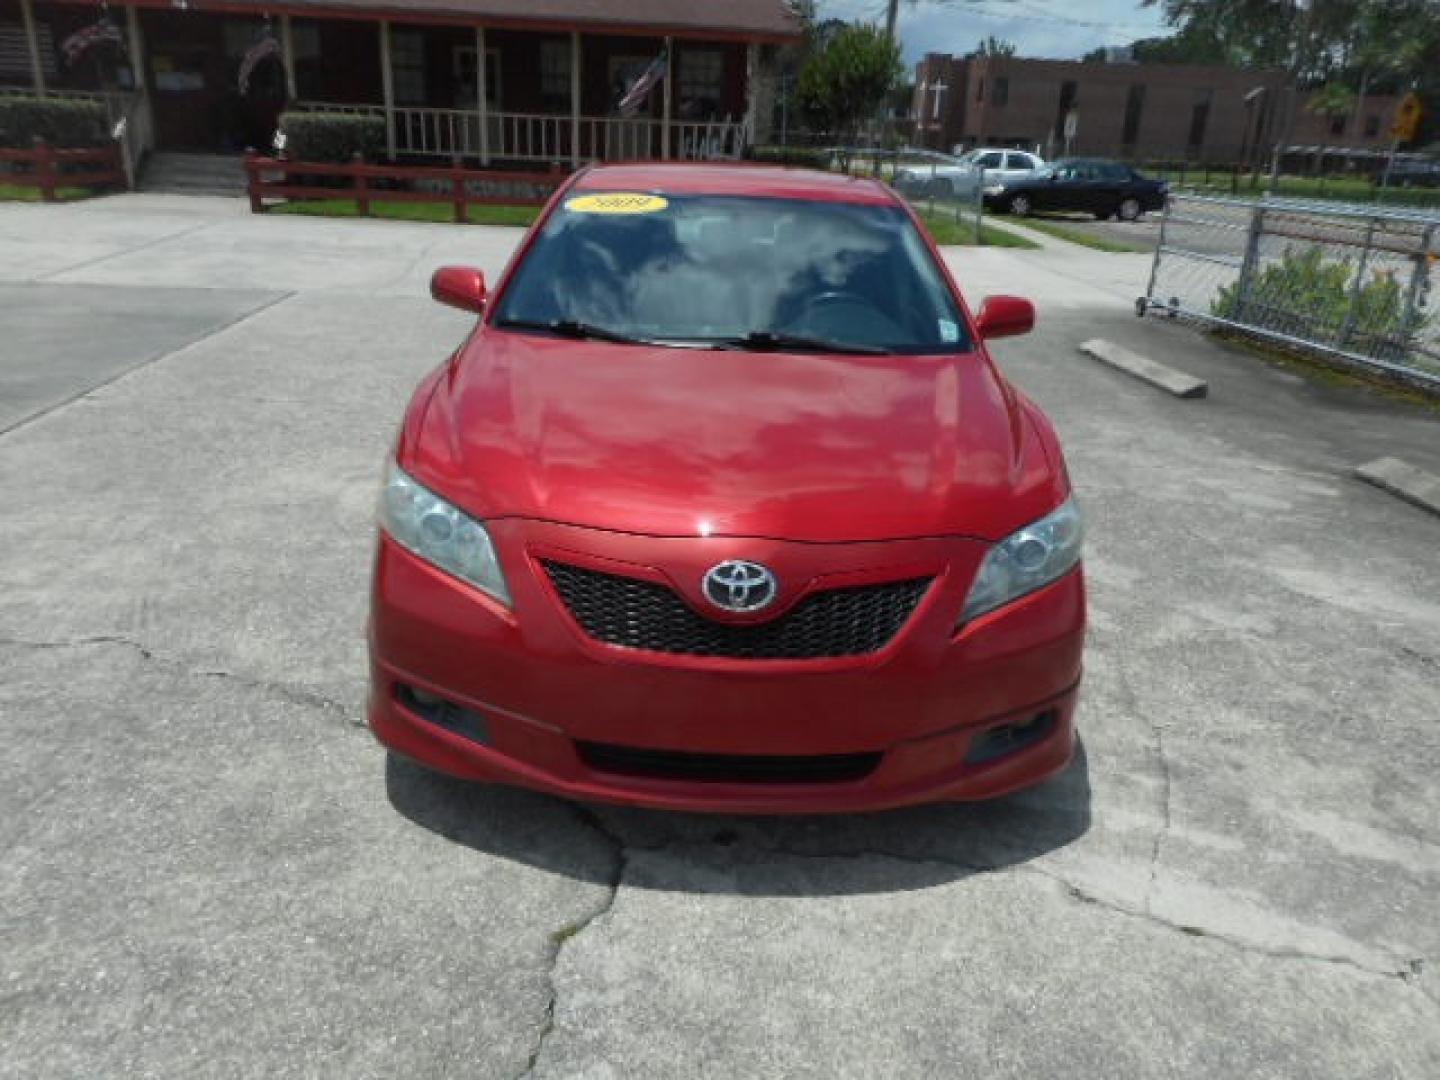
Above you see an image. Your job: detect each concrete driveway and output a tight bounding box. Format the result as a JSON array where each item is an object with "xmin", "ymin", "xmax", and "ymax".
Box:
[{"xmin": 2, "ymin": 194, "xmax": 1438, "ymax": 1078}]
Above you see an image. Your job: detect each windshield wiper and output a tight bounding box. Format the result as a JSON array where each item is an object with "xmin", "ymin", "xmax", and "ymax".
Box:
[
  {"xmin": 493, "ymin": 317, "xmax": 650, "ymax": 345},
  {"xmin": 713, "ymin": 330, "xmax": 892, "ymax": 356}
]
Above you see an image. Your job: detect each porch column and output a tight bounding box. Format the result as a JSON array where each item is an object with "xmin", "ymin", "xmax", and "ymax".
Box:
[
  {"xmin": 280, "ymin": 16, "xmax": 298, "ymax": 101},
  {"xmin": 19, "ymin": 0, "xmax": 46, "ymax": 93},
  {"xmin": 379, "ymin": 21, "xmax": 397, "ymax": 159},
  {"xmin": 124, "ymin": 5, "xmax": 153, "ymax": 161},
  {"xmin": 661, "ymin": 38, "xmax": 672, "ymax": 159},
  {"xmin": 476, "ymin": 27, "xmax": 489, "ymax": 165},
  {"xmin": 743, "ymin": 42, "xmax": 759, "ymax": 146},
  {"xmin": 570, "ymin": 31, "xmax": 581, "ymax": 168}
]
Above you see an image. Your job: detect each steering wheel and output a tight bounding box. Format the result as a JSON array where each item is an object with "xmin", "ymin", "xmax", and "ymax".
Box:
[{"xmin": 803, "ymin": 290, "xmax": 874, "ymax": 314}]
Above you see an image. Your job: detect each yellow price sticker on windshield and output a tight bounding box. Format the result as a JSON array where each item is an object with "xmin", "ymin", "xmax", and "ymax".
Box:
[{"xmin": 565, "ymin": 193, "xmax": 669, "ymax": 214}]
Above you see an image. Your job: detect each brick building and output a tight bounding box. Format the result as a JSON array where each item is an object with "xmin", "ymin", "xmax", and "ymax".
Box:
[{"xmin": 912, "ymin": 53, "xmax": 1402, "ymax": 163}]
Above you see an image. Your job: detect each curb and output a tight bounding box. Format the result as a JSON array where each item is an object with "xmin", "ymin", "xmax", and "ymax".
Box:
[
  {"xmin": 1354, "ymin": 457, "xmax": 1440, "ymax": 518},
  {"xmin": 1078, "ymin": 339, "xmax": 1208, "ymax": 399}
]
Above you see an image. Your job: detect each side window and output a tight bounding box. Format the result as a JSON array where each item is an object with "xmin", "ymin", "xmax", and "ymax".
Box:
[
  {"xmin": 677, "ymin": 49, "xmax": 724, "ymax": 120},
  {"xmin": 1005, "ymin": 153, "xmax": 1031, "ymax": 170},
  {"xmin": 540, "ymin": 39, "xmax": 571, "ymax": 111},
  {"xmin": 978, "ymin": 152, "xmax": 1003, "ymax": 168},
  {"xmin": 390, "ymin": 31, "xmax": 427, "ymax": 105}
]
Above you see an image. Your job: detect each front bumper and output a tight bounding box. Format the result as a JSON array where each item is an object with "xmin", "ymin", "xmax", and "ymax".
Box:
[{"xmin": 368, "ymin": 520, "xmax": 1085, "ymax": 813}]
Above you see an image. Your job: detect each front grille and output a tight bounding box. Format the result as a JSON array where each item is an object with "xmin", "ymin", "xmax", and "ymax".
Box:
[
  {"xmin": 543, "ymin": 561, "xmax": 930, "ymax": 660},
  {"xmin": 577, "ymin": 741, "xmax": 882, "ymax": 784}
]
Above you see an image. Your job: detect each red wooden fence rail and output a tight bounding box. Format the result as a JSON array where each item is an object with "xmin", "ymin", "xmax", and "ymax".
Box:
[
  {"xmin": 0, "ymin": 139, "xmax": 125, "ymax": 201},
  {"xmin": 244, "ymin": 152, "xmax": 566, "ymax": 221}
]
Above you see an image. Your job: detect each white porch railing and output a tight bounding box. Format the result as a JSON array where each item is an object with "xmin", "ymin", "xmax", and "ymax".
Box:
[{"xmin": 293, "ymin": 102, "xmax": 748, "ymax": 164}]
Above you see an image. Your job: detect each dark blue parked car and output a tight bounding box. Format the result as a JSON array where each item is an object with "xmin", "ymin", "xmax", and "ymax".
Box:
[{"xmin": 985, "ymin": 158, "xmax": 1168, "ymax": 221}]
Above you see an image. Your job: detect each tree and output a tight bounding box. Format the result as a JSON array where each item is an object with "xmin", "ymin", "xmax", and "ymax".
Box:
[
  {"xmin": 1308, "ymin": 81, "xmax": 1357, "ymax": 167},
  {"xmin": 1145, "ymin": 1, "xmax": 1440, "ymax": 151},
  {"xmin": 969, "ymin": 36, "xmax": 1016, "ymax": 59},
  {"xmin": 797, "ymin": 23, "xmax": 904, "ymax": 141}
]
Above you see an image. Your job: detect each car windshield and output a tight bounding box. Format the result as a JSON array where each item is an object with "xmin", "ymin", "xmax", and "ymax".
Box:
[{"xmin": 491, "ymin": 192, "xmax": 969, "ymax": 354}]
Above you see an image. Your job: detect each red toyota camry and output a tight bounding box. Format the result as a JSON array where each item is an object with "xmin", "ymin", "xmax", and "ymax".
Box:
[{"xmin": 368, "ymin": 163, "xmax": 1084, "ymax": 813}]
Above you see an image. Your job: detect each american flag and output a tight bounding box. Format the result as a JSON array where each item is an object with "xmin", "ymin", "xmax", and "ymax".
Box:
[
  {"xmin": 238, "ymin": 31, "xmax": 282, "ymax": 95},
  {"xmin": 61, "ymin": 18, "xmax": 122, "ymax": 67},
  {"xmin": 617, "ymin": 50, "xmax": 667, "ymax": 117}
]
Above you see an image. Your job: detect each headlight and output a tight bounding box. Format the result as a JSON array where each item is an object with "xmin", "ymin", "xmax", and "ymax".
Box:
[
  {"xmin": 378, "ymin": 462, "xmax": 511, "ymax": 606},
  {"xmin": 983, "ymin": 183, "xmax": 1006, "ymax": 195},
  {"xmin": 960, "ymin": 497, "xmax": 1082, "ymax": 623}
]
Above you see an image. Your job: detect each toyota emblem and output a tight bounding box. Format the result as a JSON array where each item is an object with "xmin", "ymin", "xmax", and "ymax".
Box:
[{"xmin": 702, "ymin": 560, "xmax": 778, "ymax": 613}]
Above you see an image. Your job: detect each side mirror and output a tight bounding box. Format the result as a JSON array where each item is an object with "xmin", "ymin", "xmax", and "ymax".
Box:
[
  {"xmin": 430, "ymin": 266, "xmax": 486, "ymax": 313},
  {"xmin": 974, "ymin": 295, "xmax": 1035, "ymax": 340}
]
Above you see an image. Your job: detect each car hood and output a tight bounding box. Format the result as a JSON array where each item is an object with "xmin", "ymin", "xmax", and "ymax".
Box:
[{"xmin": 407, "ymin": 329, "xmax": 1062, "ymax": 543}]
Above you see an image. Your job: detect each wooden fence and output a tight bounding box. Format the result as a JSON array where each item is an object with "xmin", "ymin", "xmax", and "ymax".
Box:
[
  {"xmin": 0, "ymin": 139, "xmax": 126, "ymax": 201},
  {"xmin": 244, "ymin": 153, "xmax": 566, "ymax": 220}
]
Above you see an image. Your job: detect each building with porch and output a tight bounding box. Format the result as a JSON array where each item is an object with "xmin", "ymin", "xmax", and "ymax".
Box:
[{"xmin": 1, "ymin": 0, "xmax": 798, "ymax": 178}]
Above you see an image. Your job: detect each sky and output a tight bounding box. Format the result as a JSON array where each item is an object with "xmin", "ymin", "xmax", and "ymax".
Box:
[{"xmin": 820, "ymin": 0, "xmax": 1174, "ymax": 64}]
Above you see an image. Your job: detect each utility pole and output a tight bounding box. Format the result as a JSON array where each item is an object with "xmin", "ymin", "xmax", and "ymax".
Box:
[
  {"xmin": 1269, "ymin": 0, "xmax": 1314, "ymax": 193},
  {"xmin": 886, "ymin": 0, "xmax": 899, "ymax": 40}
]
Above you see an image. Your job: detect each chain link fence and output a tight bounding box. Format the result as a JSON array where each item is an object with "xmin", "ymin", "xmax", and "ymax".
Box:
[
  {"xmin": 830, "ymin": 148, "xmax": 986, "ymax": 243},
  {"xmin": 1140, "ymin": 193, "xmax": 1439, "ymax": 388}
]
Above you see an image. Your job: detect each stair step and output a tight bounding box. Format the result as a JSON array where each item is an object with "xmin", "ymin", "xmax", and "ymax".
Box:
[{"xmin": 140, "ymin": 153, "xmax": 247, "ymax": 195}]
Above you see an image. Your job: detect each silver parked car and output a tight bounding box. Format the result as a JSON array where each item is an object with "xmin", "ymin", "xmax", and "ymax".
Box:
[{"xmin": 894, "ymin": 148, "xmax": 1044, "ymax": 199}]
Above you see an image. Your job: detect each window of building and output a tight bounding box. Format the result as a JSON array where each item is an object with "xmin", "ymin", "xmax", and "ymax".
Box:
[
  {"xmin": 453, "ymin": 46, "xmax": 501, "ymax": 109},
  {"xmin": 0, "ymin": 21, "xmax": 58, "ymax": 80},
  {"xmin": 993, "ymin": 77, "xmax": 1009, "ymax": 108},
  {"xmin": 540, "ymin": 38, "xmax": 571, "ymax": 111},
  {"xmin": 678, "ymin": 49, "xmax": 724, "ymax": 119},
  {"xmin": 1328, "ymin": 114, "xmax": 1346, "ymax": 136},
  {"xmin": 391, "ymin": 30, "xmax": 426, "ymax": 105},
  {"xmin": 976, "ymin": 78, "xmax": 984, "ymax": 103},
  {"xmin": 1364, "ymin": 114, "xmax": 1380, "ymax": 138},
  {"xmin": 1122, "ymin": 84, "xmax": 1145, "ymax": 146},
  {"xmin": 1188, "ymin": 89, "xmax": 1212, "ymax": 149},
  {"xmin": 1054, "ymin": 80, "xmax": 1077, "ymax": 139},
  {"xmin": 289, "ymin": 22, "xmax": 323, "ymax": 99}
]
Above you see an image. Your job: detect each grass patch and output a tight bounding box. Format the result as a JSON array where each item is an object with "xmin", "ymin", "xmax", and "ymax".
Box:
[
  {"xmin": 915, "ymin": 208, "xmax": 1039, "ymax": 248},
  {"xmin": 994, "ymin": 212, "xmax": 1150, "ymax": 253},
  {"xmin": 270, "ymin": 195, "xmax": 1036, "ymax": 248},
  {"xmin": 269, "ymin": 197, "xmax": 540, "ymax": 227},
  {"xmin": 0, "ymin": 182, "xmax": 102, "ymax": 202},
  {"xmin": 1148, "ymin": 169, "xmax": 1440, "ymax": 210},
  {"xmin": 1210, "ymin": 328, "xmax": 1440, "ymax": 412}
]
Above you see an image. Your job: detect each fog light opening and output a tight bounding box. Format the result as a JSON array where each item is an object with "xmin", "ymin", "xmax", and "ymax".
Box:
[
  {"xmin": 964, "ymin": 710, "xmax": 1057, "ymax": 766},
  {"xmin": 395, "ymin": 683, "xmax": 490, "ymax": 746}
]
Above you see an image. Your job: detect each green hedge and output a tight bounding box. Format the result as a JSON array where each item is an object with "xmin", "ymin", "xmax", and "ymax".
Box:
[
  {"xmin": 0, "ymin": 95, "xmax": 109, "ymax": 149},
  {"xmin": 747, "ymin": 145, "xmax": 834, "ymax": 170},
  {"xmin": 1213, "ymin": 246, "xmax": 1423, "ymax": 360},
  {"xmin": 279, "ymin": 111, "xmax": 387, "ymax": 164}
]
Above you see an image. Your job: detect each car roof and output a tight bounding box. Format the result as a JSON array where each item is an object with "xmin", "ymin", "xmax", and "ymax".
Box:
[{"xmin": 571, "ymin": 162, "xmax": 897, "ymax": 206}]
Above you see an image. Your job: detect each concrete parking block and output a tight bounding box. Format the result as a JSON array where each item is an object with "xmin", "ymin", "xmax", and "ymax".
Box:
[
  {"xmin": 1079, "ymin": 337, "xmax": 1209, "ymax": 398},
  {"xmin": 1355, "ymin": 456, "xmax": 1440, "ymax": 517}
]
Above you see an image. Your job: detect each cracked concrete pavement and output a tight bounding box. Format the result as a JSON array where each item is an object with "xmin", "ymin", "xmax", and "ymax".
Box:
[{"xmin": 2, "ymin": 194, "xmax": 1438, "ymax": 1078}]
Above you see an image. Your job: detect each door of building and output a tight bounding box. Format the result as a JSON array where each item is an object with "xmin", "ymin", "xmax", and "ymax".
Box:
[{"xmin": 141, "ymin": 12, "xmax": 285, "ymax": 152}]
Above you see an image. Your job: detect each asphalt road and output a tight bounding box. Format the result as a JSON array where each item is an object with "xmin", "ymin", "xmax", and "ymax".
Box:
[{"xmin": 2, "ymin": 194, "xmax": 1439, "ymax": 1078}]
